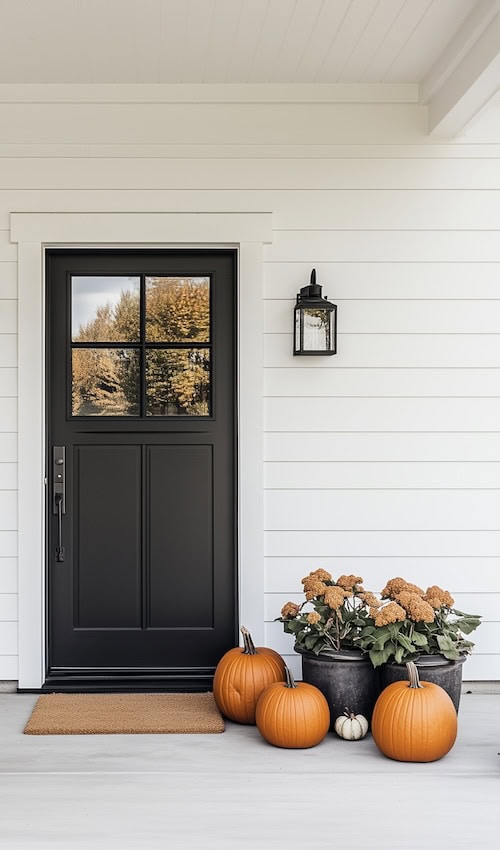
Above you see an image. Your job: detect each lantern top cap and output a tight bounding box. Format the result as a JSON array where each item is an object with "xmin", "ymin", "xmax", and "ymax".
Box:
[{"xmin": 296, "ymin": 268, "xmax": 335, "ymax": 308}]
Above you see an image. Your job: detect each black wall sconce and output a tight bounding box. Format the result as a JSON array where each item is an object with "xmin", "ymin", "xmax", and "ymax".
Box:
[{"xmin": 293, "ymin": 269, "xmax": 337, "ymax": 356}]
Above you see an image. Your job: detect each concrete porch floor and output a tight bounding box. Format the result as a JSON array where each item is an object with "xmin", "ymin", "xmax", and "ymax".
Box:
[{"xmin": 0, "ymin": 692, "xmax": 498, "ymax": 850}]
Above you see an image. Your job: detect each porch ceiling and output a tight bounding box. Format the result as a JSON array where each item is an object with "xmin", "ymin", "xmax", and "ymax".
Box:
[{"xmin": 1, "ymin": 1, "xmax": 500, "ymax": 136}]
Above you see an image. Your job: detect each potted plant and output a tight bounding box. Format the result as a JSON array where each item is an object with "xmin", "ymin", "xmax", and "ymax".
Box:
[
  {"xmin": 355, "ymin": 577, "xmax": 481, "ymax": 711},
  {"xmin": 277, "ymin": 570, "xmax": 380, "ymax": 725}
]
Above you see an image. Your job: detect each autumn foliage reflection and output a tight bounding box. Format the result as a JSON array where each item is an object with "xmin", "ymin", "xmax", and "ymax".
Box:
[{"xmin": 72, "ymin": 277, "xmax": 211, "ymax": 416}]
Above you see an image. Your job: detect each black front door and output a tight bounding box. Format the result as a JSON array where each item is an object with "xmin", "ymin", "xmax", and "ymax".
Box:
[{"xmin": 45, "ymin": 249, "xmax": 237, "ymax": 691}]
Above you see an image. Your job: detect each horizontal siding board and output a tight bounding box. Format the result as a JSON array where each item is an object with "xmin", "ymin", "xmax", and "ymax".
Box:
[
  {"xmin": 265, "ymin": 231, "xmax": 500, "ymax": 263},
  {"xmin": 0, "ymin": 558, "xmax": 17, "ymax": 593},
  {"xmin": 264, "ymin": 262, "xmax": 500, "ymax": 300},
  {"xmin": 0, "ymin": 593, "xmax": 17, "ymax": 620},
  {"xmin": 264, "ymin": 461, "xmax": 500, "ymax": 489},
  {"xmin": 264, "ymin": 367, "xmax": 500, "ymax": 398},
  {"xmin": 0, "ymin": 301, "xmax": 16, "ymax": 333},
  {"xmin": 264, "ymin": 432, "xmax": 500, "ymax": 462},
  {"xmin": 0, "ymin": 655, "xmax": 18, "ymax": 679},
  {"xmin": 0, "ymin": 263, "xmax": 16, "ymax": 298},
  {"xmin": 0, "ymin": 434, "xmax": 17, "ymax": 462},
  {"xmin": 0, "ymin": 621, "xmax": 18, "ymax": 653},
  {"xmin": 264, "ymin": 397, "xmax": 500, "ymax": 433},
  {"xmin": 6, "ymin": 152, "xmax": 500, "ymax": 188},
  {"xmin": 0, "ymin": 232, "xmax": 16, "ymax": 262},
  {"xmin": 461, "ymin": 654, "xmax": 500, "ymax": 680},
  {"xmin": 265, "ymin": 558, "xmax": 500, "ymax": 594},
  {"xmin": 0, "ymin": 336, "xmax": 17, "ymax": 368},
  {"xmin": 265, "ymin": 334, "xmax": 500, "ymax": 368},
  {"xmin": 273, "ymin": 190, "xmax": 500, "ymax": 231},
  {"xmin": 264, "ymin": 299, "xmax": 500, "ymax": 335},
  {"xmin": 0, "ymin": 491, "xmax": 17, "ymax": 529},
  {"xmin": 0, "ymin": 463, "xmax": 17, "ymax": 489},
  {"xmin": 0, "ymin": 368, "xmax": 17, "ymax": 396},
  {"xmin": 265, "ymin": 531, "xmax": 500, "ymax": 557},
  {"xmin": 3, "ymin": 187, "xmax": 500, "ymax": 228},
  {"xmin": 0, "ymin": 398, "xmax": 17, "ymax": 431},
  {"xmin": 0, "ymin": 103, "xmax": 428, "ymax": 147},
  {"xmin": 2, "ymin": 189, "xmax": 500, "ymax": 230},
  {"xmin": 265, "ymin": 490, "xmax": 500, "ymax": 531},
  {"xmin": 1, "ymin": 142, "xmax": 500, "ymax": 158}
]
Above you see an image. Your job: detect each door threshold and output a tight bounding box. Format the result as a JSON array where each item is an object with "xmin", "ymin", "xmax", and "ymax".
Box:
[{"xmin": 21, "ymin": 669, "xmax": 216, "ymax": 693}]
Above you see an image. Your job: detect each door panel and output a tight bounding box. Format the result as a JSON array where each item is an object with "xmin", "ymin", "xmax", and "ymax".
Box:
[
  {"xmin": 45, "ymin": 249, "xmax": 237, "ymax": 691},
  {"xmin": 76, "ymin": 445, "xmax": 142, "ymax": 629},
  {"xmin": 148, "ymin": 445, "xmax": 213, "ymax": 629}
]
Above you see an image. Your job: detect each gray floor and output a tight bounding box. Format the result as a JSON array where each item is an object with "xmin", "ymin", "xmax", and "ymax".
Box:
[{"xmin": 0, "ymin": 692, "xmax": 498, "ymax": 850}]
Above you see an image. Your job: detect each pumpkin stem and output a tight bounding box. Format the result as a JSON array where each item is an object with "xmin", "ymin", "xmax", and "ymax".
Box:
[
  {"xmin": 240, "ymin": 625, "xmax": 257, "ymax": 655},
  {"xmin": 344, "ymin": 708, "xmax": 356, "ymax": 719},
  {"xmin": 406, "ymin": 661, "xmax": 423, "ymax": 689},
  {"xmin": 284, "ymin": 665, "xmax": 298, "ymax": 689}
]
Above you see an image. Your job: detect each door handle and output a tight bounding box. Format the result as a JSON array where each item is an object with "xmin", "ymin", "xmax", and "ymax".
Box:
[
  {"xmin": 53, "ymin": 446, "xmax": 65, "ymax": 562},
  {"xmin": 53, "ymin": 446, "xmax": 65, "ymax": 514}
]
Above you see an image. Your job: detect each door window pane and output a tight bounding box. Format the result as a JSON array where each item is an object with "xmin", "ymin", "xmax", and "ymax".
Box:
[
  {"xmin": 72, "ymin": 276, "xmax": 140, "ymax": 342},
  {"xmin": 146, "ymin": 349, "xmax": 210, "ymax": 416},
  {"xmin": 145, "ymin": 277, "xmax": 210, "ymax": 342},
  {"xmin": 72, "ymin": 349, "xmax": 140, "ymax": 416}
]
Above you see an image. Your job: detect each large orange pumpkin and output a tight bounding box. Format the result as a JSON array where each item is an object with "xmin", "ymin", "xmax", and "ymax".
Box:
[
  {"xmin": 213, "ymin": 626, "xmax": 286, "ymax": 724},
  {"xmin": 371, "ymin": 661, "xmax": 457, "ymax": 762},
  {"xmin": 256, "ymin": 666, "xmax": 330, "ymax": 748}
]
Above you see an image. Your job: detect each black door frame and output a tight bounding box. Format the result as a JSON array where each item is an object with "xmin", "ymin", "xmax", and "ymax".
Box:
[{"xmin": 42, "ymin": 247, "xmax": 238, "ymax": 692}]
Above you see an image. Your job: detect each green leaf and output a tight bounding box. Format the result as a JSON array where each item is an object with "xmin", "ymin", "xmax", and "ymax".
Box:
[
  {"xmin": 436, "ymin": 635, "xmax": 455, "ymax": 651},
  {"xmin": 369, "ymin": 646, "xmax": 394, "ymax": 667},
  {"xmin": 411, "ymin": 631, "xmax": 429, "ymax": 647},
  {"xmin": 304, "ymin": 634, "xmax": 319, "ymax": 650},
  {"xmin": 396, "ymin": 633, "xmax": 415, "ymax": 652},
  {"xmin": 394, "ymin": 646, "xmax": 405, "ymax": 664}
]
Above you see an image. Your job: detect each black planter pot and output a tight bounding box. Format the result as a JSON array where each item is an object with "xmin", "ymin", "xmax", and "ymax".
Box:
[
  {"xmin": 295, "ymin": 645, "xmax": 379, "ymax": 728},
  {"xmin": 379, "ymin": 654, "xmax": 466, "ymax": 712}
]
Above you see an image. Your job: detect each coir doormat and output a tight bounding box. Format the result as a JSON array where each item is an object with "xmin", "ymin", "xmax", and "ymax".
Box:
[{"xmin": 24, "ymin": 692, "xmax": 225, "ymax": 735}]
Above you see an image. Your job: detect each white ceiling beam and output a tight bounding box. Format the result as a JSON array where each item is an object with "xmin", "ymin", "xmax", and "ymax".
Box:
[{"xmin": 421, "ymin": 0, "xmax": 500, "ymax": 137}]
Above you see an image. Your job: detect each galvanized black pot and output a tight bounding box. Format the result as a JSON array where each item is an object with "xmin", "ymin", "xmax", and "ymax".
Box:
[
  {"xmin": 379, "ymin": 654, "xmax": 466, "ymax": 712},
  {"xmin": 295, "ymin": 645, "xmax": 379, "ymax": 729}
]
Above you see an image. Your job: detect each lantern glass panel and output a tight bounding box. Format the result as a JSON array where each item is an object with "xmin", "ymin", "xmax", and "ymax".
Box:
[{"xmin": 302, "ymin": 307, "xmax": 330, "ymax": 352}]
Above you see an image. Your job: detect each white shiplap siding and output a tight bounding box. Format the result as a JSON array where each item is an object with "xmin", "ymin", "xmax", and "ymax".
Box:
[{"xmin": 0, "ymin": 92, "xmax": 499, "ymax": 682}]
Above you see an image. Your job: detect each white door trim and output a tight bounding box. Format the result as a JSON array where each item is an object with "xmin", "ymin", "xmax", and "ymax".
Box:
[{"xmin": 11, "ymin": 210, "xmax": 272, "ymax": 689}]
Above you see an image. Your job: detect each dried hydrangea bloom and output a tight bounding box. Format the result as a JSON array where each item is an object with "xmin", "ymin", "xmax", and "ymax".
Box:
[
  {"xmin": 302, "ymin": 578, "xmax": 328, "ymax": 599},
  {"xmin": 381, "ymin": 577, "xmax": 424, "ymax": 599},
  {"xmin": 309, "ymin": 568, "xmax": 332, "ymax": 582},
  {"xmin": 396, "ymin": 591, "xmax": 435, "ymax": 623},
  {"xmin": 336, "ymin": 574, "xmax": 364, "ymax": 591},
  {"xmin": 306, "ymin": 611, "xmax": 321, "ymax": 625},
  {"xmin": 369, "ymin": 606, "xmax": 380, "ymax": 618},
  {"xmin": 323, "ymin": 585, "xmax": 346, "ymax": 610},
  {"xmin": 423, "ymin": 585, "xmax": 454, "ymax": 609},
  {"xmin": 374, "ymin": 602, "xmax": 406, "ymax": 626},
  {"xmin": 360, "ymin": 591, "xmax": 380, "ymax": 608},
  {"xmin": 281, "ymin": 601, "xmax": 300, "ymax": 619}
]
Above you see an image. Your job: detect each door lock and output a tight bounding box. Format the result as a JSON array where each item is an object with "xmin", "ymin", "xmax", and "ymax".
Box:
[{"xmin": 53, "ymin": 446, "xmax": 66, "ymax": 514}]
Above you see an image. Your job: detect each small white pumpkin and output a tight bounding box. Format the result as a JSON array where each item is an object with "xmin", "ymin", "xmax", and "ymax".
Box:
[{"xmin": 334, "ymin": 709, "xmax": 369, "ymax": 740}]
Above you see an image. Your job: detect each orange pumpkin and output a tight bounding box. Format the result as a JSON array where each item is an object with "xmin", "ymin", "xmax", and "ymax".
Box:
[
  {"xmin": 371, "ymin": 661, "xmax": 457, "ymax": 762},
  {"xmin": 213, "ymin": 626, "xmax": 286, "ymax": 724},
  {"xmin": 256, "ymin": 666, "xmax": 330, "ymax": 748}
]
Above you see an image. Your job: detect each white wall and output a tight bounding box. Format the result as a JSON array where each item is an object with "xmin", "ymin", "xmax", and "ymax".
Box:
[{"xmin": 0, "ymin": 85, "xmax": 499, "ymax": 682}]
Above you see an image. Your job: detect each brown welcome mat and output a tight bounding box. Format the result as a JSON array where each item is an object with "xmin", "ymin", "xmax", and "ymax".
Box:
[{"xmin": 24, "ymin": 692, "xmax": 224, "ymax": 735}]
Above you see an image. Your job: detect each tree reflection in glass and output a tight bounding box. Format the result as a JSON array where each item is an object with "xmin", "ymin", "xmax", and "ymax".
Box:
[
  {"xmin": 72, "ymin": 349, "xmax": 140, "ymax": 416},
  {"xmin": 146, "ymin": 349, "xmax": 210, "ymax": 416},
  {"xmin": 145, "ymin": 277, "xmax": 210, "ymax": 342}
]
